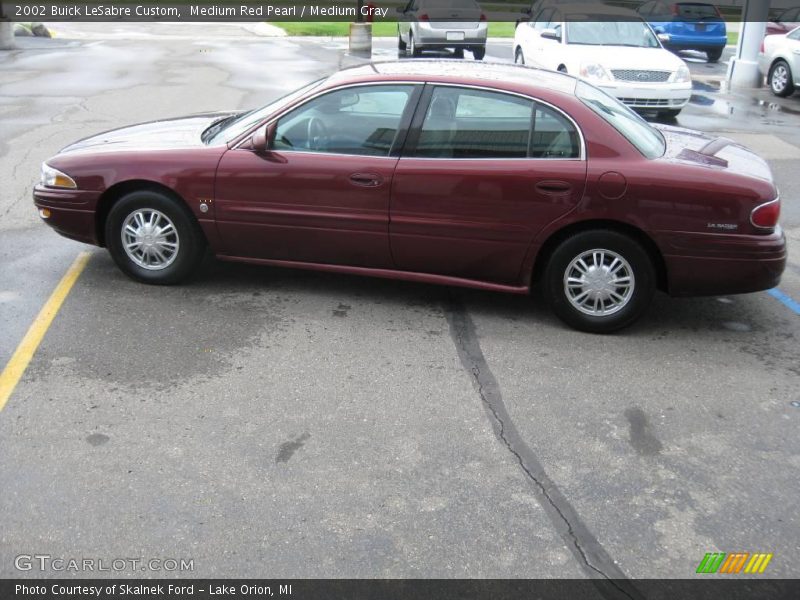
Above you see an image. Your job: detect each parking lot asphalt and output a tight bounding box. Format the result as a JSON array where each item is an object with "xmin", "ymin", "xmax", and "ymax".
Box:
[{"xmin": 1, "ymin": 24, "xmax": 799, "ymax": 582}]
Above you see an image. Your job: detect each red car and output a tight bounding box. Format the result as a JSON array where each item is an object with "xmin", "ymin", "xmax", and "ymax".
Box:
[{"xmin": 34, "ymin": 61, "xmax": 785, "ymax": 333}]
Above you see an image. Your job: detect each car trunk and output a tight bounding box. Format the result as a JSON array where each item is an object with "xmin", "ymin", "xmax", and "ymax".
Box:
[{"xmin": 656, "ymin": 125, "xmax": 774, "ymax": 183}]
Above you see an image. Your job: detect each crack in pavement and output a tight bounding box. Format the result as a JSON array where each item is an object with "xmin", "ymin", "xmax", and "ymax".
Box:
[{"xmin": 445, "ymin": 295, "xmax": 644, "ymax": 600}]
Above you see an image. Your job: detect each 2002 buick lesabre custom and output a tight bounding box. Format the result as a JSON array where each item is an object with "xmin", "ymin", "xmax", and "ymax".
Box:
[{"xmin": 34, "ymin": 61, "xmax": 786, "ymax": 333}]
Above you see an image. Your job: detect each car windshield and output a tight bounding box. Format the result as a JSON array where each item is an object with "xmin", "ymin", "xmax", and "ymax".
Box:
[
  {"xmin": 566, "ymin": 20, "xmax": 660, "ymax": 48},
  {"xmin": 205, "ymin": 78, "xmax": 327, "ymax": 145},
  {"xmin": 575, "ymin": 81, "xmax": 666, "ymax": 159}
]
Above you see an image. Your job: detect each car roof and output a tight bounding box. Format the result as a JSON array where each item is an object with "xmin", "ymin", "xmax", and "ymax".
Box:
[{"xmin": 327, "ymin": 60, "xmax": 578, "ymax": 96}]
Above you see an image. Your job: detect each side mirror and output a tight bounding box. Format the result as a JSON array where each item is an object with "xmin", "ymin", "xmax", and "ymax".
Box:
[
  {"xmin": 541, "ymin": 28, "xmax": 561, "ymax": 42},
  {"xmin": 251, "ymin": 122, "xmax": 276, "ymax": 154}
]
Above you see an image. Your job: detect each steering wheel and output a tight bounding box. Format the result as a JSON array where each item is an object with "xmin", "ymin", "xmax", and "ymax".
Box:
[{"xmin": 306, "ymin": 117, "xmax": 329, "ymax": 151}]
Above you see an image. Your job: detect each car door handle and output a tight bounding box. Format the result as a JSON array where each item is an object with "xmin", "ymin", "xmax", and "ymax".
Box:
[
  {"xmin": 535, "ymin": 180, "xmax": 572, "ymax": 195},
  {"xmin": 349, "ymin": 173, "xmax": 383, "ymax": 187}
]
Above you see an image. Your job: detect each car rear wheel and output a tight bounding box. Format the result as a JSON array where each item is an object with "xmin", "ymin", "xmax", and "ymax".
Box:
[
  {"xmin": 706, "ymin": 48, "xmax": 724, "ymax": 63},
  {"xmin": 769, "ymin": 60, "xmax": 795, "ymax": 97},
  {"xmin": 514, "ymin": 47, "xmax": 525, "ymax": 65},
  {"xmin": 472, "ymin": 46, "xmax": 485, "ymax": 60},
  {"xmin": 105, "ymin": 190, "xmax": 205, "ymax": 285},
  {"xmin": 544, "ymin": 230, "xmax": 656, "ymax": 333}
]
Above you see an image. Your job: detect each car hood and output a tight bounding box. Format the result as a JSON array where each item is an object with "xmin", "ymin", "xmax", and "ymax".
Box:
[
  {"xmin": 574, "ymin": 45, "xmax": 685, "ymax": 72},
  {"xmin": 655, "ymin": 124, "xmax": 774, "ymax": 182},
  {"xmin": 58, "ymin": 111, "xmax": 240, "ymax": 154}
]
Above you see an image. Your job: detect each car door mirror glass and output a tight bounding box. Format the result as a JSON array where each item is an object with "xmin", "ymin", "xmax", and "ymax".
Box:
[{"xmin": 541, "ymin": 28, "xmax": 561, "ymax": 41}]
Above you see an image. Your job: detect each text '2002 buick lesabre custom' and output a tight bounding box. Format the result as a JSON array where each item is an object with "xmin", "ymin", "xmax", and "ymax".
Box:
[{"xmin": 34, "ymin": 61, "xmax": 786, "ymax": 333}]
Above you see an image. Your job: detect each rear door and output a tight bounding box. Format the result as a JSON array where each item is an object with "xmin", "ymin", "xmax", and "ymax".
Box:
[{"xmin": 389, "ymin": 85, "xmax": 587, "ymax": 285}]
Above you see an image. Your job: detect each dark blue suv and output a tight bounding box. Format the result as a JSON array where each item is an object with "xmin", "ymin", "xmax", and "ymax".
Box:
[{"xmin": 637, "ymin": 1, "xmax": 727, "ymax": 63}]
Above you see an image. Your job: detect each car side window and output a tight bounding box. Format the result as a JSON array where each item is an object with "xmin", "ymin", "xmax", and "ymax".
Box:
[
  {"xmin": 413, "ymin": 87, "xmax": 534, "ymax": 159},
  {"xmin": 273, "ymin": 85, "xmax": 415, "ymax": 157},
  {"xmin": 530, "ymin": 104, "xmax": 581, "ymax": 159},
  {"xmin": 788, "ymin": 28, "xmax": 800, "ymax": 41}
]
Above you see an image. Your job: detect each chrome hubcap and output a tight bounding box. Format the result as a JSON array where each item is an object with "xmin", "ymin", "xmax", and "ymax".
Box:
[
  {"xmin": 773, "ymin": 66, "xmax": 788, "ymax": 91},
  {"xmin": 121, "ymin": 209, "xmax": 179, "ymax": 270},
  {"xmin": 564, "ymin": 249, "xmax": 635, "ymax": 317}
]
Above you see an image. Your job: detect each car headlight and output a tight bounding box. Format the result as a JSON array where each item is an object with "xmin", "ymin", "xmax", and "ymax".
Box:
[
  {"xmin": 670, "ymin": 65, "xmax": 692, "ymax": 83},
  {"xmin": 40, "ymin": 163, "xmax": 77, "ymax": 189},
  {"xmin": 579, "ymin": 63, "xmax": 612, "ymax": 81}
]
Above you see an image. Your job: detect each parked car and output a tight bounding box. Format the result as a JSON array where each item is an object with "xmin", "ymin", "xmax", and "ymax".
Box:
[
  {"xmin": 397, "ymin": 0, "xmax": 487, "ymax": 59},
  {"xmin": 759, "ymin": 27, "xmax": 800, "ymax": 97},
  {"xmin": 34, "ymin": 61, "xmax": 785, "ymax": 333},
  {"xmin": 766, "ymin": 7, "xmax": 800, "ymax": 36},
  {"xmin": 513, "ymin": 4, "xmax": 692, "ymax": 118},
  {"xmin": 637, "ymin": 1, "xmax": 728, "ymax": 63}
]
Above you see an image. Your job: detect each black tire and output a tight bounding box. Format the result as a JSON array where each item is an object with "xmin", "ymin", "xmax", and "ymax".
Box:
[
  {"xmin": 105, "ymin": 190, "xmax": 206, "ymax": 285},
  {"xmin": 514, "ymin": 47, "xmax": 525, "ymax": 65},
  {"xmin": 658, "ymin": 108, "xmax": 682, "ymax": 120},
  {"xmin": 397, "ymin": 32, "xmax": 407, "ymax": 55},
  {"xmin": 706, "ymin": 47, "xmax": 724, "ymax": 63},
  {"xmin": 543, "ymin": 230, "xmax": 656, "ymax": 334},
  {"xmin": 409, "ymin": 33, "xmax": 421, "ymax": 57},
  {"xmin": 769, "ymin": 60, "xmax": 795, "ymax": 97},
  {"xmin": 472, "ymin": 46, "xmax": 486, "ymax": 60},
  {"xmin": 454, "ymin": 48, "xmax": 465, "ymax": 59}
]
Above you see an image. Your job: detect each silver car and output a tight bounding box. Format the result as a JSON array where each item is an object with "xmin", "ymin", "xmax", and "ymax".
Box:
[
  {"xmin": 397, "ymin": 0, "xmax": 488, "ymax": 59},
  {"xmin": 759, "ymin": 26, "xmax": 800, "ymax": 97}
]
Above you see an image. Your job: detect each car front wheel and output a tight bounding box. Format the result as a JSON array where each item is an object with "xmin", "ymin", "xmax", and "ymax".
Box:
[
  {"xmin": 105, "ymin": 190, "xmax": 206, "ymax": 285},
  {"xmin": 544, "ymin": 230, "xmax": 656, "ymax": 333},
  {"xmin": 769, "ymin": 60, "xmax": 795, "ymax": 97}
]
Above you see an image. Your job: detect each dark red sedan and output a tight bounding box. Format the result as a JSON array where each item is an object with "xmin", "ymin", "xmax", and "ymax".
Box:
[{"xmin": 34, "ymin": 61, "xmax": 785, "ymax": 333}]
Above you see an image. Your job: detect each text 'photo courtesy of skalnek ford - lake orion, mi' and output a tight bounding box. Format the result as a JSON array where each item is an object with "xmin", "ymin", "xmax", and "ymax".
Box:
[{"xmin": 1, "ymin": 1, "xmax": 800, "ymax": 600}]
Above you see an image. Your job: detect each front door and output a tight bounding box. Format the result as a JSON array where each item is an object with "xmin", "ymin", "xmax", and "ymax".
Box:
[{"xmin": 215, "ymin": 84, "xmax": 421, "ymax": 268}]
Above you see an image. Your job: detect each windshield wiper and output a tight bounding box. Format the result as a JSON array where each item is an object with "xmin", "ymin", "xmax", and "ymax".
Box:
[{"xmin": 201, "ymin": 113, "xmax": 245, "ymax": 144}]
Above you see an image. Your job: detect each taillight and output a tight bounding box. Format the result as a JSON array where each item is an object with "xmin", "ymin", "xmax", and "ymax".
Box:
[
  {"xmin": 713, "ymin": 5, "xmax": 722, "ymax": 17},
  {"xmin": 760, "ymin": 39, "xmax": 765, "ymax": 53},
  {"xmin": 751, "ymin": 198, "xmax": 781, "ymax": 229},
  {"xmin": 480, "ymin": 13, "xmax": 486, "ymax": 22},
  {"xmin": 671, "ymin": 3, "xmax": 679, "ymax": 15},
  {"xmin": 418, "ymin": 13, "xmax": 429, "ymax": 22}
]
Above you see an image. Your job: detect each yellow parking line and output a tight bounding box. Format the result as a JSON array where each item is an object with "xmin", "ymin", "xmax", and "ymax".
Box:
[{"xmin": 0, "ymin": 251, "xmax": 91, "ymax": 412}]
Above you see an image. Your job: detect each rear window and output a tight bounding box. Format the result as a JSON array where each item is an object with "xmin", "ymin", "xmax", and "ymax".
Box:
[
  {"xmin": 576, "ymin": 81, "xmax": 665, "ymax": 159},
  {"xmin": 676, "ymin": 3, "xmax": 720, "ymax": 18}
]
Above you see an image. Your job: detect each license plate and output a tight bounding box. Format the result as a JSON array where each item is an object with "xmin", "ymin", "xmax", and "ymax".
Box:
[
  {"xmin": 695, "ymin": 23, "xmax": 706, "ymax": 32},
  {"xmin": 446, "ymin": 31, "xmax": 465, "ymax": 41}
]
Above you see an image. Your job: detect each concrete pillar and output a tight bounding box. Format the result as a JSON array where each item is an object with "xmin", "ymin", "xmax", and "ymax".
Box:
[
  {"xmin": 349, "ymin": 22, "xmax": 372, "ymax": 57},
  {"xmin": 0, "ymin": 0, "xmax": 15, "ymax": 50},
  {"xmin": 727, "ymin": 0, "xmax": 770, "ymax": 88}
]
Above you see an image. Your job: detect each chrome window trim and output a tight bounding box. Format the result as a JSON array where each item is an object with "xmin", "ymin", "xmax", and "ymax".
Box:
[{"xmin": 404, "ymin": 81, "xmax": 586, "ymax": 161}]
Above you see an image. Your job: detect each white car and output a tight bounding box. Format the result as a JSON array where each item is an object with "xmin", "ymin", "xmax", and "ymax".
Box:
[
  {"xmin": 759, "ymin": 27, "xmax": 800, "ymax": 97},
  {"xmin": 513, "ymin": 3, "xmax": 692, "ymax": 118}
]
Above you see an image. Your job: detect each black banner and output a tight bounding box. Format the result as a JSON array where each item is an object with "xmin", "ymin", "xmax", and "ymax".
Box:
[
  {"xmin": 2, "ymin": 580, "xmax": 800, "ymax": 600},
  {"xmin": 0, "ymin": 1, "xmax": 795, "ymax": 23}
]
